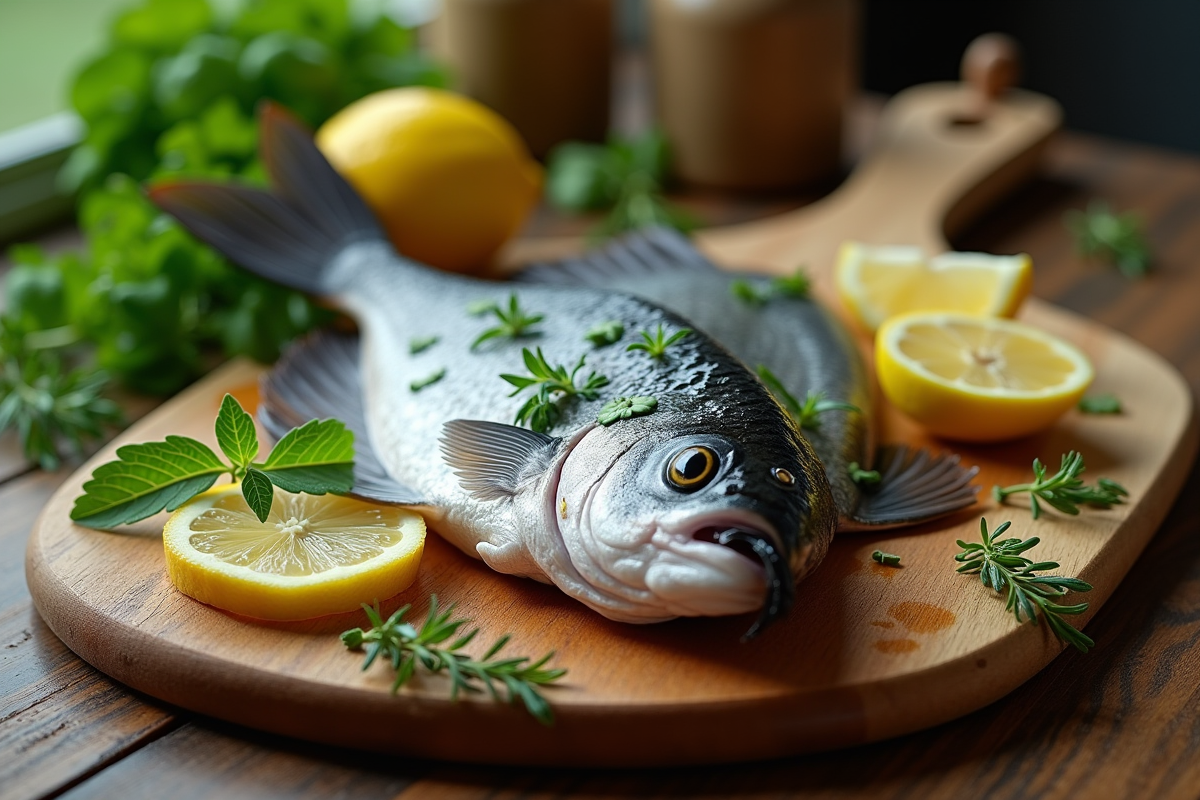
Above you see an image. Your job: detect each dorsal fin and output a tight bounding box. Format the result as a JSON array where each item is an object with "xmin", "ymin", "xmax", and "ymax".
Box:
[
  {"xmin": 518, "ymin": 226, "xmax": 719, "ymax": 287},
  {"xmin": 440, "ymin": 420, "xmax": 560, "ymax": 501},
  {"xmin": 259, "ymin": 330, "xmax": 424, "ymax": 505}
]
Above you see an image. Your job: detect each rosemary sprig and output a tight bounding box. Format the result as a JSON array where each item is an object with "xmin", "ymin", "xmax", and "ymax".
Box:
[
  {"xmin": 993, "ymin": 451, "xmax": 1128, "ymax": 519},
  {"xmin": 472, "ymin": 294, "xmax": 545, "ymax": 349},
  {"xmin": 341, "ymin": 597, "xmax": 566, "ymax": 725},
  {"xmin": 626, "ymin": 324, "xmax": 690, "ymax": 360},
  {"xmin": 501, "ymin": 347, "xmax": 609, "ymax": 433},
  {"xmin": 756, "ymin": 365, "xmax": 860, "ymax": 431},
  {"xmin": 955, "ymin": 518, "xmax": 1094, "ymax": 653},
  {"xmin": 1065, "ymin": 200, "xmax": 1151, "ymax": 278}
]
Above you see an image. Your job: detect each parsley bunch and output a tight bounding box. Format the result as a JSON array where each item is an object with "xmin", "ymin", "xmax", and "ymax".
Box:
[
  {"xmin": 70, "ymin": 394, "xmax": 354, "ymax": 527},
  {"xmin": 342, "ymin": 597, "xmax": 566, "ymax": 725}
]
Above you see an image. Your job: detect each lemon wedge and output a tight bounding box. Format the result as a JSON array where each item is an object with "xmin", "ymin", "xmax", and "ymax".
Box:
[
  {"xmin": 164, "ymin": 485, "xmax": 425, "ymax": 620},
  {"xmin": 836, "ymin": 242, "xmax": 1032, "ymax": 332},
  {"xmin": 876, "ymin": 313, "xmax": 1094, "ymax": 442}
]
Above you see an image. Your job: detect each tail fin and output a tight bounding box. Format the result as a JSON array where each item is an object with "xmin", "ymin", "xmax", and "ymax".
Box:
[{"xmin": 148, "ymin": 103, "xmax": 385, "ymax": 295}]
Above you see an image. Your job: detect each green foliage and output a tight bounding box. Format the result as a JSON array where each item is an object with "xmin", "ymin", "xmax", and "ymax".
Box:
[
  {"xmin": 730, "ymin": 268, "xmax": 811, "ymax": 306},
  {"xmin": 342, "ymin": 596, "xmax": 567, "ymax": 725},
  {"xmin": 71, "ymin": 394, "xmax": 354, "ymax": 527},
  {"xmin": 992, "ymin": 451, "xmax": 1128, "ymax": 519},
  {"xmin": 5, "ymin": 0, "xmax": 448, "ymax": 467},
  {"xmin": 471, "ymin": 294, "xmax": 544, "ymax": 349},
  {"xmin": 583, "ymin": 320, "xmax": 624, "ymax": 347},
  {"xmin": 409, "ymin": 368, "xmax": 445, "ymax": 392},
  {"xmin": 1078, "ymin": 393, "xmax": 1122, "ymax": 414},
  {"xmin": 871, "ymin": 550, "xmax": 901, "ymax": 567},
  {"xmin": 545, "ymin": 131, "xmax": 696, "ymax": 240},
  {"xmin": 848, "ymin": 462, "xmax": 881, "ymax": 486},
  {"xmin": 756, "ymin": 365, "xmax": 859, "ymax": 431},
  {"xmin": 626, "ymin": 324, "xmax": 690, "ymax": 361},
  {"xmin": 1065, "ymin": 201, "xmax": 1151, "ymax": 278},
  {"xmin": 501, "ymin": 348, "xmax": 609, "ymax": 433},
  {"xmin": 955, "ymin": 518, "xmax": 1094, "ymax": 653},
  {"xmin": 408, "ymin": 335, "xmax": 439, "ymax": 355}
]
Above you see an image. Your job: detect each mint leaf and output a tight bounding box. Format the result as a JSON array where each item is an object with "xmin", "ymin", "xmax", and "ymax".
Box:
[
  {"xmin": 258, "ymin": 419, "xmax": 355, "ymax": 495},
  {"xmin": 70, "ymin": 436, "xmax": 228, "ymax": 528},
  {"xmin": 241, "ymin": 468, "xmax": 275, "ymax": 523},
  {"xmin": 214, "ymin": 394, "xmax": 259, "ymax": 472}
]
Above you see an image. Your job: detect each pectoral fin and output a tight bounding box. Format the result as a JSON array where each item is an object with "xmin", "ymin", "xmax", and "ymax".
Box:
[
  {"xmin": 440, "ymin": 420, "xmax": 560, "ymax": 501},
  {"xmin": 839, "ymin": 445, "xmax": 980, "ymax": 531}
]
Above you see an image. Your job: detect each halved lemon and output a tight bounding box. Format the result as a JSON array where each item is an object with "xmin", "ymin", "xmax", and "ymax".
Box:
[
  {"xmin": 836, "ymin": 242, "xmax": 1032, "ymax": 332},
  {"xmin": 876, "ymin": 313, "xmax": 1094, "ymax": 442},
  {"xmin": 164, "ymin": 485, "xmax": 425, "ymax": 620}
]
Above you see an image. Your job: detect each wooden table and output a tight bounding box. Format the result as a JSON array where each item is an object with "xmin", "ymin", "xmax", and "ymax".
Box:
[{"xmin": 3, "ymin": 127, "xmax": 1200, "ymax": 800}]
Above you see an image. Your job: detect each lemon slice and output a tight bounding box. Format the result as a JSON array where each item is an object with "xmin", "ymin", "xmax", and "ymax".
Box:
[
  {"xmin": 164, "ymin": 485, "xmax": 425, "ymax": 621},
  {"xmin": 876, "ymin": 312, "xmax": 1094, "ymax": 442},
  {"xmin": 836, "ymin": 242, "xmax": 1032, "ymax": 332}
]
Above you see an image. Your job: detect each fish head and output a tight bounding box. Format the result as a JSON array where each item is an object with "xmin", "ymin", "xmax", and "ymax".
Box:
[{"xmin": 551, "ymin": 394, "xmax": 836, "ymax": 634}]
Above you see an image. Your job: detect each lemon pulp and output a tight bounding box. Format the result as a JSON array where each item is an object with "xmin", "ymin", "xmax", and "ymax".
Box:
[
  {"xmin": 164, "ymin": 486, "xmax": 425, "ymax": 620},
  {"xmin": 836, "ymin": 242, "xmax": 1032, "ymax": 332},
  {"xmin": 876, "ymin": 313, "xmax": 1093, "ymax": 442}
]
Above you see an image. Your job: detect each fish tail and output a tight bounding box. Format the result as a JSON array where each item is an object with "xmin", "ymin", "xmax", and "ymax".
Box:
[{"xmin": 148, "ymin": 102, "xmax": 385, "ymax": 296}]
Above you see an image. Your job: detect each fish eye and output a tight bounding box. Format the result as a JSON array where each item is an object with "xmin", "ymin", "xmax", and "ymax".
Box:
[{"xmin": 665, "ymin": 445, "xmax": 718, "ymax": 492}]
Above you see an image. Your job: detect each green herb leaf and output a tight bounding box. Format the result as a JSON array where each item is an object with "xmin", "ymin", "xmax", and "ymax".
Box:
[
  {"xmin": 501, "ymin": 348, "xmax": 609, "ymax": 433},
  {"xmin": 597, "ymin": 396, "xmax": 657, "ymax": 426},
  {"xmin": 871, "ymin": 550, "xmax": 901, "ymax": 567},
  {"xmin": 466, "ymin": 299, "xmax": 499, "ymax": 317},
  {"xmin": 241, "ymin": 467, "xmax": 275, "ymax": 523},
  {"xmin": 732, "ymin": 269, "xmax": 810, "ymax": 306},
  {"xmin": 771, "ymin": 267, "xmax": 812, "ymax": 299},
  {"xmin": 756, "ymin": 366, "xmax": 860, "ymax": 430},
  {"xmin": 409, "ymin": 335, "xmax": 439, "ymax": 355},
  {"xmin": 848, "ymin": 462, "xmax": 882, "ymax": 485},
  {"xmin": 410, "ymin": 368, "xmax": 446, "ymax": 392},
  {"xmin": 955, "ymin": 518, "xmax": 1094, "ymax": 652},
  {"xmin": 730, "ymin": 280, "xmax": 768, "ymax": 306},
  {"xmin": 584, "ymin": 320, "xmax": 624, "ymax": 347},
  {"xmin": 1078, "ymin": 393, "xmax": 1122, "ymax": 414},
  {"xmin": 70, "ymin": 436, "xmax": 227, "ymax": 528},
  {"xmin": 992, "ymin": 450, "xmax": 1128, "ymax": 519},
  {"xmin": 214, "ymin": 393, "xmax": 259, "ymax": 473},
  {"xmin": 626, "ymin": 324, "xmax": 690, "ymax": 360},
  {"xmin": 471, "ymin": 294, "xmax": 544, "ymax": 349},
  {"xmin": 1065, "ymin": 200, "xmax": 1151, "ymax": 278},
  {"xmin": 343, "ymin": 597, "xmax": 567, "ymax": 725},
  {"xmin": 258, "ymin": 418, "xmax": 355, "ymax": 495}
]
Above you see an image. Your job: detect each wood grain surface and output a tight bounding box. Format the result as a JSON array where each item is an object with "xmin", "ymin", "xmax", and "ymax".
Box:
[{"xmin": 5, "ymin": 116, "xmax": 1200, "ymax": 800}]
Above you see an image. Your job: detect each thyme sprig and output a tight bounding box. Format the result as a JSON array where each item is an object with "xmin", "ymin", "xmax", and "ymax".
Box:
[
  {"xmin": 955, "ymin": 518, "xmax": 1094, "ymax": 653},
  {"xmin": 993, "ymin": 451, "xmax": 1128, "ymax": 519},
  {"xmin": 472, "ymin": 294, "xmax": 545, "ymax": 349},
  {"xmin": 756, "ymin": 365, "xmax": 860, "ymax": 431},
  {"xmin": 341, "ymin": 597, "xmax": 566, "ymax": 725},
  {"xmin": 1065, "ymin": 200, "xmax": 1151, "ymax": 279},
  {"xmin": 502, "ymin": 347, "xmax": 609, "ymax": 433},
  {"xmin": 626, "ymin": 324, "xmax": 690, "ymax": 360}
]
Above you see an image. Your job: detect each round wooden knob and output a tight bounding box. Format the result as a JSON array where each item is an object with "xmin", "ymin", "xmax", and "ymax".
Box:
[{"xmin": 961, "ymin": 33, "xmax": 1021, "ymax": 101}]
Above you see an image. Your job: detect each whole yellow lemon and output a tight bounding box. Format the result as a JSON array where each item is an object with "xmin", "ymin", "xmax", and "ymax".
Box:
[{"xmin": 316, "ymin": 88, "xmax": 543, "ymax": 273}]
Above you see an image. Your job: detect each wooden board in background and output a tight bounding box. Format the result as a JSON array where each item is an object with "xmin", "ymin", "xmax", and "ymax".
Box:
[{"xmin": 25, "ymin": 75, "xmax": 1200, "ymax": 766}]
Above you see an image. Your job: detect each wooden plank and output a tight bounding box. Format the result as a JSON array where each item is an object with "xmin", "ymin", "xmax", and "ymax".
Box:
[
  {"xmin": 57, "ymin": 722, "xmax": 422, "ymax": 800},
  {"xmin": 0, "ymin": 469, "xmax": 179, "ymax": 800}
]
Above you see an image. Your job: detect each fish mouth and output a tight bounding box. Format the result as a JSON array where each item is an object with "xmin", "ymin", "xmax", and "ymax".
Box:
[{"xmin": 691, "ymin": 523, "xmax": 795, "ymax": 640}]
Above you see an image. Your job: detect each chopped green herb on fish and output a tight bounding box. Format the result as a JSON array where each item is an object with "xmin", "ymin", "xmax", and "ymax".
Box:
[
  {"xmin": 626, "ymin": 324, "xmax": 690, "ymax": 360},
  {"xmin": 584, "ymin": 320, "xmax": 625, "ymax": 347},
  {"xmin": 757, "ymin": 366, "xmax": 860, "ymax": 431},
  {"xmin": 992, "ymin": 451, "xmax": 1128, "ymax": 519},
  {"xmin": 409, "ymin": 335, "xmax": 440, "ymax": 355},
  {"xmin": 731, "ymin": 268, "xmax": 811, "ymax": 306},
  {"xmin": 410, "ymin": 369, "xmax": 446, "ymax": 392},
  {"xmin": 471, "ymin": 294, "xmax": 544, "ymax": 349},
  {"xmin": 466, "ymin": 299, "xmax": 499, "ymax": 317},
  {"xmin": 848, "ymin": 462, "xmax": 881, "ymax": 485},
  {"xmin": 597, "ymin": 396, "xmax": 657, "ymax": 426},
  {"xmin": 501, "ymin": 348, "xmax": 608, "ymax": 433}
]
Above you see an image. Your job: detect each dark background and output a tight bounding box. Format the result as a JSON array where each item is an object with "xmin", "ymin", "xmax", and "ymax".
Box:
[{"xmin": 861, "ymin": 0, "xmax": 1200, "ymax": 154}]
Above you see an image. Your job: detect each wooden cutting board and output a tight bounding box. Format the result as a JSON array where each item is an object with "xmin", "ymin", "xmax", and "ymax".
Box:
[{"xmin": 25, "ymin": 71, "xmax": 1199, "ymax": 766}]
